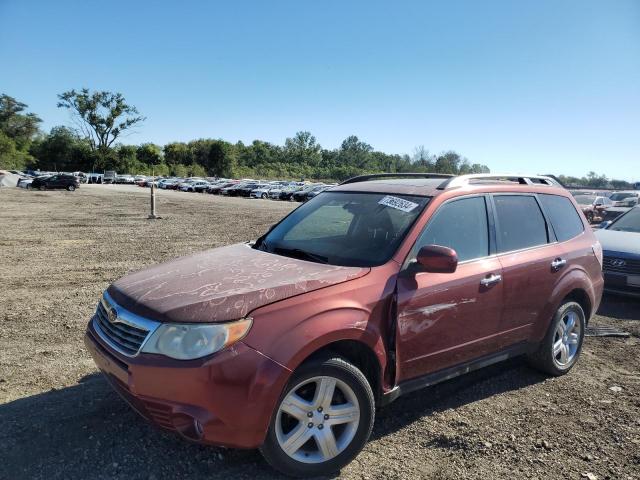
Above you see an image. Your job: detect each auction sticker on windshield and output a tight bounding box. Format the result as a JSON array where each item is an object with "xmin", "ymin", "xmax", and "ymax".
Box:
[{"xmin": 378, "ymin": 195, "xmax": 419, "ymax": 212}]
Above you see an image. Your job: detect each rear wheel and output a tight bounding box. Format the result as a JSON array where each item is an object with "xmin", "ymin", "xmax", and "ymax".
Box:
[
  {"xmin": 261, "ymin": 192, "xmax": 268, "ymax": 199},
  {"xmin": 260, "ymin": 356, "xmax": 374, "ymax": 478},
  {"xmin": 67, "ymin": 185, "xmax": 75, "ymax": 191},
  {"xmin": 527, "ymin": 301, "xmax": 585, "ymax": 376},
  {"xmin": 586, "ymin": 211, "xmax": 594, "ymax": 223},
  {"xmin": 39, "ymin": 185, "xmax": 46, "ymax": 191}
]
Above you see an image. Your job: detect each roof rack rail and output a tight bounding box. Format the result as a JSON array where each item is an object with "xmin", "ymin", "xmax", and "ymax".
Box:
[
  {"xmin": 340, "ymin": 173, "xmax": 454, "ymax": 185},
  {"xmin": 437, "ymin": 174, "xmax": 562, "ymax": 190}
]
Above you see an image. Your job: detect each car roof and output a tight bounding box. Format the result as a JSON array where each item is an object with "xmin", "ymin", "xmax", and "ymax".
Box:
[{"xmin": 329, "ymin": 177, "xmax": 570, "ymax": 198}]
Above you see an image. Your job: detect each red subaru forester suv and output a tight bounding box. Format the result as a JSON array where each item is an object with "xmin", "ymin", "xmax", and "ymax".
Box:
[{"xmin": 85, "ymin": 173, "xmax": 604, "ymax": 477}]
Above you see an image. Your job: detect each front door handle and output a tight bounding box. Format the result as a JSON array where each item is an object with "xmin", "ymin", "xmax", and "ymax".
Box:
[
  {"xmin": 480, "ymin": 273, "xmax": 502, "ymax": 287},
  {"xmin": 551, "ymin": 258, "xmax": 567, "ymax": 271}
]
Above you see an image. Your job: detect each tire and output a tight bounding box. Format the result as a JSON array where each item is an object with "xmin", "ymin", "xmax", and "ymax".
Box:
[
  {"xmin": 39, "ymin": 185, "xmax": 46, "ymax": 191},
  {"xmin": 67, "ymin": 185, "xmax": 75, "ymax": 192},
  {"xmin": 262, "ymin": 193, "xmax": 268, "ymax": 199},
  {"xmin": 527, "ymin": 301, "xmax": 585, "ymax": 376},
  {"xmin": 260, "ymin": 356, "xmax": 375, "ymax": 478},
  {"xmin": 27, "ymin": 184, "xmax": 33, "ymax": 190}
]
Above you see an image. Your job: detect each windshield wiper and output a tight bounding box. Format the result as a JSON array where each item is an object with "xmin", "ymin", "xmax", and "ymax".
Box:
[{"xmin": 273, "ymin": 247, "xmax": 329, "ymax": 264}]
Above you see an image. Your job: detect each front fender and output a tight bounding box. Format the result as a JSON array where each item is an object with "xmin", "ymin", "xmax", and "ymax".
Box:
[{"xmin": 244, "ymin": 306, "xmax": 388, "ymax": 376}]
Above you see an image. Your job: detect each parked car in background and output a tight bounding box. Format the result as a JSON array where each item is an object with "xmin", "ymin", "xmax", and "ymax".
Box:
[
  {"xmin": 208, "ymin": 181, "xmax": 237, "ymax": 194},
  {"xmin": 574, "ymin": 195, "xmax": 612, "ymax": 223},
  {"xmin": 31, "ymin": 174, "xmax": 80, "ymax": 191},
  {"xmin": 286, "ymin": 183, "xmax": 321, "ymax": 201},
  {"xmin": 595, "ymin": 206, "xmax": 640, "ymax": 297},
  {"xmin": 293, "ymin": 183, "xmax": 327, "ymax": 202},
  {"xmin": 179, "ymin": 180, "xmax": 209, "ymax": 192},
  {"xmin": 608, "ymin": 191, "xmax": 639, "ymax": 207},
  {"xmin": 85, "ymin": 173, "xmax": 602, "ymax": 477},
  {"xmin": 601, "ymin": 197, "xmax": 639, "ymax": 223},
  {"xmin": 305, "ymin": 184, "xmax": 335, "ymax": 201},
  {"xmin": 103, "ymin": 171, "xmax": 117, "ymax": 184},
  {"xmin": 116, "ymin": 174, "xmax": 136, "ymax": 184},
  {"xmin": 269, "ymin": 183, "xmax": 303, "ymax": 199},
  {"xmin": 17, "ymin": 175, "xmax": 36, "ymax": 188}
]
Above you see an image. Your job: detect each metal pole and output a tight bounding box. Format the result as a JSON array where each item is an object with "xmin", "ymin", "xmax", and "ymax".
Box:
[{"xmin": 148, "ymin": 168, "xmax": 161, "ymax": 219}]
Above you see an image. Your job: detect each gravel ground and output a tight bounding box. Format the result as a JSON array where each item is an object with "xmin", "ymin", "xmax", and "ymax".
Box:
[{"xmin": 0, "ymin": 185, "xmax": 638, "ymax": 480}]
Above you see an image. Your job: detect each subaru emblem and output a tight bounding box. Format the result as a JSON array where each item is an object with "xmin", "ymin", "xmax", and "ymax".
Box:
[{"xmin": 108, "ymin": 307, "xmax": 118, "ymax": 324}]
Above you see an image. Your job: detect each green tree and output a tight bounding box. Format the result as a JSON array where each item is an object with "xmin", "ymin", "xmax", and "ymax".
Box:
[
  {"xmin": 284, "ymin": 131, "xmax": 322, "ymax": 166},
  {"xmin": 57, "ymin": 89, "xmax": 145, "ymax": 161},
  {"xmin": 0, "ymin": 94, "xmax": 42, "ymax": 150},
  {"xmin": 29, "ymin": 126, "xmax": 92, "ymax": 171},
  {"xmin": 164, "ymin": 142, "xmax": 192, "ymax": 166},
  {"xmin": 136, "ymin": 143, "xmax": 163, "ymax": 166}
]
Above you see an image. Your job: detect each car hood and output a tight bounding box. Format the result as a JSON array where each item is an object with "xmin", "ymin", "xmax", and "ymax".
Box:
[
  {"xmin": 594, "ymin": 229, "xmax": 640, "ymax": 255},
  {"xmin": 107, "ymin": 243, "xmax": 368, "ymax": 323}
]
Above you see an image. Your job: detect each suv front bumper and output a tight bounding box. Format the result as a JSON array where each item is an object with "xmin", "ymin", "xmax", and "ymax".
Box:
[{"xmin": 84, "ymin": 320, "xmax": 291, "ymax": 449}]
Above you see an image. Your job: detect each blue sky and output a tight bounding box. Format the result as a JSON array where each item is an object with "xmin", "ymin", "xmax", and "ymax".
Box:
[{"xmin": 1, "ymin": 0, "xmax": 638, "ymax": 179}]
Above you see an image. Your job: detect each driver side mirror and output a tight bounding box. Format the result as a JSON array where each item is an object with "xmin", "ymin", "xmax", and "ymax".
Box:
[{"xmin": 415, "ymin": 245, "xmax": 458, "ymax": 273}]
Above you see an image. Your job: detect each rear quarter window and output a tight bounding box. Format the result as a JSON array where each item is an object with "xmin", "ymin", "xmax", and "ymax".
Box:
[
  {"xmin": 538, "ymin": 194, "xmax": 585, "ymax": 242},
  {"xmin": 493, "ymin": 195, "xmax": 548, "ymax": 253}
]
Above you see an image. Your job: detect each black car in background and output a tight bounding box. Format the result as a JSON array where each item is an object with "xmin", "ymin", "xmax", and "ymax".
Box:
[
  {"xmin": 31, "ymin": 174, "xmax": 80, "ymax": 191},
  {"xmin": 292, "ymin": 184, "xmax": 327, "ymax": 202}
]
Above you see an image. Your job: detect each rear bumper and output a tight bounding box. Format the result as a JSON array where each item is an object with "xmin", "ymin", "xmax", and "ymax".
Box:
[{"xmin": 84, "ymin": 320, "xmax": 291, "ymax": 449}]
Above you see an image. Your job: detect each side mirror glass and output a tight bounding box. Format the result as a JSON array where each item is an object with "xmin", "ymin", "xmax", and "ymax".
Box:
[{"xmin": 415, "ymin": 245, "xmax": 458, "ymax": 273}]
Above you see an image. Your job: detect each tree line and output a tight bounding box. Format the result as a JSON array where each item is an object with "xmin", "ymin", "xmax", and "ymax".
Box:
[
  {"xmin": 1, "ymin": 89, "xmax": 633, "ymax": 188},
  {"xmin": 0, "ymin": 90, "xmax": 490, "ymax": 181}
]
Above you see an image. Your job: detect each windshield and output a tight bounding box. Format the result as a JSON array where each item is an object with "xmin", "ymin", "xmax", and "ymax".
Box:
[
  {"xmin": 575, "ymin": 196, "xmax": 595, "ymax": 205},
  {"xmin": 255, "ymin": 191, "xmax": 430, "ymax": 267},
  {"xmin": 609, "ymin": 208, "xmax": 640, "ymax": 233}
]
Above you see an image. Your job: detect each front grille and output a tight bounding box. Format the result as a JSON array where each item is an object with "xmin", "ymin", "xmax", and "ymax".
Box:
[
  {"xmin": 94, "ymin": 301, "xmax": 149, "ymax": 355},
  {"xmin": 603, "ymin": 255, "xmax": 640, "ymax": 275}
]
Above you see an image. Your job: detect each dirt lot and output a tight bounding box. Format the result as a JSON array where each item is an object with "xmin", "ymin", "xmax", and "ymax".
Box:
[{"xmin": 1, "ymin": 185, "xmax": 639, "ymax": 480}]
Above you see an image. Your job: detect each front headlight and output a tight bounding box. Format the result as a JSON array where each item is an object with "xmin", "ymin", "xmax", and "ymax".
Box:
[{"xmin": 141, "ymin": 318, "xmax": 252, "ymax": 360}]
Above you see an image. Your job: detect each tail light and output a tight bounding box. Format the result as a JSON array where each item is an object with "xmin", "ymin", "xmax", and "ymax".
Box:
[{"xmin": 592, "ymin": 241, "xmax": 603, "ymax": 269}]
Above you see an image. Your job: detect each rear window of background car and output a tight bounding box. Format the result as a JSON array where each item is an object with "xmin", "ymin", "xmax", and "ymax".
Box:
[
  {"xmin": 493, "ymin": 195, "xmax": 548, "ymax": 252},
  {"xmin": 538, "ymin": 194, "xmax": 585, "ymax": 242},
  {"xmin": 412, "ymin": 196, "xmax": 489, "ymax": 262}
]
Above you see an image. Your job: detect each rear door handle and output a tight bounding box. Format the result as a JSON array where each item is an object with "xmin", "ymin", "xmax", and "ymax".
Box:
[
  {"xmin": 551, "ymin": 258, "xmax": 567, "ymax": 271},
  {"xmin": 480, "ymin": 273, "xmax": 502, "ymax": 287}
]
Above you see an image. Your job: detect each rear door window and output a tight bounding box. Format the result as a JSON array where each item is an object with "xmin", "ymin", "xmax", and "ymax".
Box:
[
  {"xmin": 493, "ymin": 195, "xmax": 549, "ymax": 253},
  {"xmin": 411, "ymin": 196, "xmax": 489, "ymax": 262},
  {"xmin": 538, "ymin": 194, "xmax": 584, "ymax": 242}
]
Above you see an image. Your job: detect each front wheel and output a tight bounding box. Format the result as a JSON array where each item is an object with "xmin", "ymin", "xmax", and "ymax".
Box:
[
  {"xmin": 39, "ymin": 185, "xmax": 46, "ymax": 191},
  {"xmin": 67, "ymin": 185, "xmax": 76, "ymax": 191},
  {"xmin": 260, "ymin": 356, "xmax": 374, "ymax": 478},
  {"xmin": 527, "ymin": 301, "xmax": 585, "ymax": 376}
]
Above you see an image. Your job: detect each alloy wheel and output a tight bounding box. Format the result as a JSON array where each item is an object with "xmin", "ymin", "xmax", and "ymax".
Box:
[
  {"xmin": 552, "ymin": 310, "xmax": 581, "ymax": 367},
  {"xmin": 275, "ymin": 376, "xmax": 360, "ymax": 464}
]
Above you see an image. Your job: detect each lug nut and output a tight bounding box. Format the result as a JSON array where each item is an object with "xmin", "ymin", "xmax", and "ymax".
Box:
[
  {"xmin": 307, "ymin": 422, "xmax": 313, "ymax": 428},
  {"xmin": 317, "ymin": 407, "xmax": 323, "ymax": 412},
  {"xmin": 324, "ymin": 414, "xmax": 329, "ymax": 420},
  {"xmin": 307, "ymin": 412, "xmax": 313, "ymax": 418},
  {"xmin": 318, "ymin": 424, "xmax": 324, "ymax": 430}
]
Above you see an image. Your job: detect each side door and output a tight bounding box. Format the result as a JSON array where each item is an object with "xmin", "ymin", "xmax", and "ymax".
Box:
[
  {"xmin": 491, "ymin": 194, "xmax": 563, "ymax": 340},
  {"xmin": 395, "ymin": 195, "xmax": 505, "ymax": 381},
  {"xmin": 47, "ymin": 175, "xmax": 59, "ymax": 188}
]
